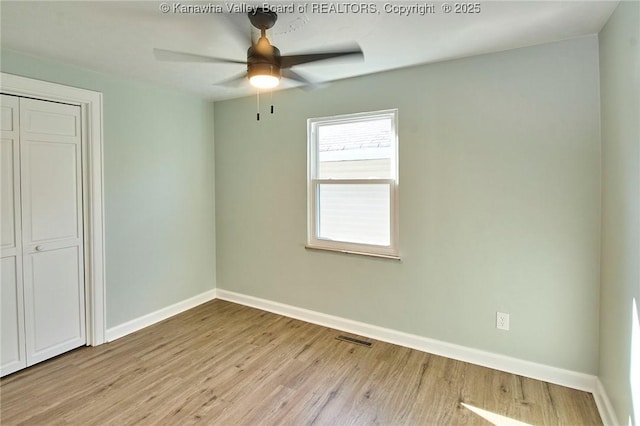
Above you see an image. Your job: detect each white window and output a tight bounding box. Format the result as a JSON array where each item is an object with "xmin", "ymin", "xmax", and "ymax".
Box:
[{"xmin": 307, "ymin": 109, "xmax": 399, "ymax": 258}]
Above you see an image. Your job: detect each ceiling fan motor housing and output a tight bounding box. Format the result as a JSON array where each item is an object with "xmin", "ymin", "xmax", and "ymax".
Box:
[{"xmin": 247, "ymin": 45, "xmax": 282, "ymax": 80}]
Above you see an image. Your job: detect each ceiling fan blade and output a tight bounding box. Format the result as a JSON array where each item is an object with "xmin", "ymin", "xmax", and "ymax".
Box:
[
  {"xmin": 280, "ymin": 45, "xmax": 364, "ymax": 69},
  {"xmin": 153, "ymin": 48, "xmax": 246, "ymax": 65},
  {"xmin": 214, "ymin": 71, "xmax": 248, "ymax": 87},
  {"xmin": 281, "ymin": 69, "xmax": 325, "ymax": 90}
]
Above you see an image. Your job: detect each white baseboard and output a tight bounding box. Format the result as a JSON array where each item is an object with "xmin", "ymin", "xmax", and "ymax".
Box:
[
  {"xmin": 105, "ymin": 289, "xmax": 217, "ymax": 342},
  {"xmin": 593, "ymin": 378, "xmax": 621, "ymax": 426},
  {"xmin": 216, "ymin": 289, "xmax": 598, "ymax": 394}
]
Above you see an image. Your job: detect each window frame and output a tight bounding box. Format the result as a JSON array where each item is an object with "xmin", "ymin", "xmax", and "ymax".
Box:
[{"xmin": 306, "ymin": 109, "xmax": 399, "ymax": 259}]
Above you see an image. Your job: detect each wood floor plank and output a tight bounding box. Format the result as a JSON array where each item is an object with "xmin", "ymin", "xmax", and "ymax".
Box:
[{"xmin": 0, "ymin": 299, "xmax": 602, "ymax": 425}]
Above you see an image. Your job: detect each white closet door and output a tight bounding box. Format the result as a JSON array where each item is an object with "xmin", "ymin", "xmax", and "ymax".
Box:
[
  {"xmin": 19, "ymin": 98, "xmax": 86, "ymax": 365},
  {"xmin": 1, "ymin": 95, "xmax": 27, "ymax": 376}
]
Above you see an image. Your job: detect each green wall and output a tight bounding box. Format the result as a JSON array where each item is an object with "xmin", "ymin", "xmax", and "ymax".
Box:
[
  {"xmin": 1, "ymin": 50, "xmax": 216, "ymax": 328},
  {"xmin": 598, "ymin": 0, "xmax": 640, "ymax": 424},
  {"xmin": 214, "ymin": 37, "xmax": 602, "ymax": 373}
]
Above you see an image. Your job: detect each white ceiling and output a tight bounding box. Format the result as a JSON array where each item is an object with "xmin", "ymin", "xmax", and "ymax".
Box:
[{"xmin": 0, "ymin": 1, "xmax": 618, "ymax": 101}]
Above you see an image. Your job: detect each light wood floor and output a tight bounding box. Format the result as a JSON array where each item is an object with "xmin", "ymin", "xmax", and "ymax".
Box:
[{"xmin": 1, "ymin": 300, "xmax": 602, "ymax": 425}]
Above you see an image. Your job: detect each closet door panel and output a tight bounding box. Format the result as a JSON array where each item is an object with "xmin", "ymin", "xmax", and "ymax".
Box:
[
  {"xmin": 19, "ymin": 98, "xmax": 85, "ymax": 366},
  {"xmin": 1, "ymin": 139, "xmax": 17, "ymax": 250},
  {"xmin": 1, "ymin": 257, "xmax": 26, "ymax": 375},
  {"xmin": 22, "ymin": 141, "xmax": 80, "ymax": 243},
  {"xmin": 1, "ymin": 95, "xmax": 26, "ymax": 377},
  {"xmin": 1, "ymin": 95, "xmax": 21, "ymax": 255},
  {"xmin": 20, "ymin": 101, "xmax": 82, "ymax": 248},
  {"xmin": 23, "ymin": 246, "xmax": 85, "ymax": 364}
]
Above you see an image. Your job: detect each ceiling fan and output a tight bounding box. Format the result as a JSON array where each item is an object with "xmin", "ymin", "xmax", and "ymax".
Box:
[{"xmin": 153, "ymin": 7, "xmax": 364, "ymax": 91}]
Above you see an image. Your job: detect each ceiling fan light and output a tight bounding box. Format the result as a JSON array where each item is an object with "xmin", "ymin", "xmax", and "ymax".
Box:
[{"xmin": 249, "ymin": 74, "xmax": 280, "ymax": 89}]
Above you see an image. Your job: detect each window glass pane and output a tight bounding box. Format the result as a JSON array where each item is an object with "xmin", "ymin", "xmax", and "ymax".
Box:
[
  {"xmin": 318, "ymin": 118, "xmax": 392, "ymax": 179},
  {"xmin": 317, "ymin": 183, "xmax": 390, "ymax": 246}
]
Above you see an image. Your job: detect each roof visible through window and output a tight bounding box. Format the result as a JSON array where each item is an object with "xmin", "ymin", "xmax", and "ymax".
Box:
[{"xmin": 318, "ymin": 118, "xmax": 391, "ymax": 153}]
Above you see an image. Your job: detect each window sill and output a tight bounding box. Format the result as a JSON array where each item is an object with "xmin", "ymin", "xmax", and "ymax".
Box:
[{"xmin": 305, "ymin": 245, "xmax": 401, "ymax": 261}]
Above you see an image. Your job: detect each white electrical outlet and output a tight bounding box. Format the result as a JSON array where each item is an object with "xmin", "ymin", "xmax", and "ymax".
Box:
[{"xmin": 496, "ymin": 312, "xmax": 510, "ymax": 331}]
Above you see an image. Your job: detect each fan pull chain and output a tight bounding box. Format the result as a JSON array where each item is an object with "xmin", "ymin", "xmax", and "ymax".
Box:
[
  {"xmin": 256, "ymin": 89, "xmax": 260, "ymax": 121},
  {"xmin": 256, "ymin": 89, "xmax": 276, "ymax": 121},
  {"xmin": 270, "ymin": 90, "xmax": 274, "ymax": 114}
]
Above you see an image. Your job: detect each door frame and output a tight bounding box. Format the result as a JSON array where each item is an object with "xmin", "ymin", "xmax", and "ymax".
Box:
[{"xmin": 1, "ymin": 72, "xmax": 106, "ymax": 346}]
